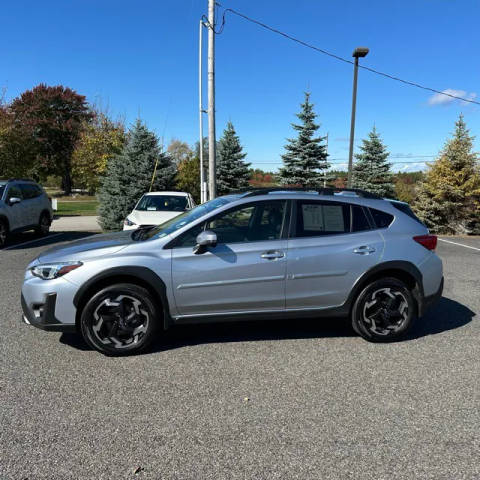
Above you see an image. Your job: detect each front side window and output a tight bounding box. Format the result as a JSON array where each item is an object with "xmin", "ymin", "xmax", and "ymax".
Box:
[
  {"xmin": 294, "ymin": 200, "xmax": 350, "ymax": 237},
  {"xmin": 6, "ymin": 185, "xmax": 22, "ymax": 202},
  {"xmin": 141, "ymin": 195, "xmax": 240, "ymax": 241},
  {"xmin": 136, "ymin": 195, "xmax": 188, "ymax": 212},
  {"xmin": 174, "ymin": 200, "xmax": 287, "ymax": 247}
]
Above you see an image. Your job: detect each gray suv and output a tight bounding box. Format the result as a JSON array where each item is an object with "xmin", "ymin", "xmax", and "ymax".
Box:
[
  {"xmin": 0, "ymin": 178, "xmax": 53, "ymax": 248},
  {"xmin": 21, "ymin": 188, "xmax": 443, "ymax": 355}
]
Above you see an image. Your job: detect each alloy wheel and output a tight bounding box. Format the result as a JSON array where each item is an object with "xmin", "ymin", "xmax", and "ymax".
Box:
[
  {"xmin": 91, "ymin": 294, "xmax": 150, "ymax": 349},
  {"xmin": 361, "ymin": 287, "xmax": 409, "ymax": 336}
]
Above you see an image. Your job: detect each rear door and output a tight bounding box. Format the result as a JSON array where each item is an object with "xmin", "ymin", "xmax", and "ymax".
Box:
[
  {"xmin": 19, "ymin": 183, "xmax": 38, "ymax": 225},
  {"xmin": 171, "ymin": 199, "xmax": 289, "ymax": 316},
  {"xmin": 286, "ymin": 200, "xmax": 384, "ymax": 310}
]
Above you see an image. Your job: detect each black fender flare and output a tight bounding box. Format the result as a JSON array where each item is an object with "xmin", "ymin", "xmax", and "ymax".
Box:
[
  {"xmin": 0, "ymin": 215, "xmax": 10, "ymax": 231},
  {"xmin": 73, "ymin": 266, "xmax": 173, "ymax": 329},
  {"xmin": 343, "ymin": 260, "xmax": 424, "ymax": 316}
]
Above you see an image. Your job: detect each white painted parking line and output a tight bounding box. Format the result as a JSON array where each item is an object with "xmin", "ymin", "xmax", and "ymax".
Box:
[
  {"xmin": 438, "ymin": 238, "xmax": 480, "ymax": 252},
  {"xmin": 3, "ymin": 233, "xmax": 64, "ymax": 251}
]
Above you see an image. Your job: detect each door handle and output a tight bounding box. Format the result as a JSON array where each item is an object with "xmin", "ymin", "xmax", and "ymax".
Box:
[
  {"xmin": 353, "ymin": 245, "xmax": 376, "ymax": 255},
  {"xmin": 261, "ymin": 250, "xmax": 285, "ymax": 260}
]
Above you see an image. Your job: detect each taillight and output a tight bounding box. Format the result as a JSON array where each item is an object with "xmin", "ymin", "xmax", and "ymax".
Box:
[{"xmin": 413, "ymin": 234, "xmax": 437, "ymax": 250}]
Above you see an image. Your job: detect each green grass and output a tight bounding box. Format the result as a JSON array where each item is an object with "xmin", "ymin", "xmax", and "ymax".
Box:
[{"xmin": 56, "ymin": 200, "xmax": 99, "ymax": 216}]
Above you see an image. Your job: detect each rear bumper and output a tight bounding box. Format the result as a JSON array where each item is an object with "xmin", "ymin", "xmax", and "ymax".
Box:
[
  {"xmin": 21, "ymin": 293, "xmax": 76, "ymax": 332},
  {"xmin": 419, "ymin": 276, "xmax": 444, "ymax": 316}
]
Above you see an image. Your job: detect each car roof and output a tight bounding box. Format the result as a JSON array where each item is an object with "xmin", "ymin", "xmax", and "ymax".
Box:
[{"xmin": 144, "ymin": 191, "xmax": 189, "ymax": 197}]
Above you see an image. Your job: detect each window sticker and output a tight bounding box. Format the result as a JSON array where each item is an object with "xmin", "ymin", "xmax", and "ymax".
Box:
[
  {"xmin": 323, "ymin": 205, "xmax": 345, "ymax": 231},
  {"xmin": 302, "ymin": 204, "xmax": 324, "ymax": 231}
]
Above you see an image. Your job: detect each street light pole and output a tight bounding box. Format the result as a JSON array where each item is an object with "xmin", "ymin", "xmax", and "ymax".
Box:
[{"xmin": 347, "ymin": 47, "xmax": 369, "ymax": 188}]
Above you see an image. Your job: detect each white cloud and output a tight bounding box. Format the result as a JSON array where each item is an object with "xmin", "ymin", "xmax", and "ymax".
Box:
[
  {"xmin": 428, "ymin": 88, "xmax": 477, "ymax": 106},
  {"xmin": 395, "ymin": 163, "xmax": 427, "ymax": 173}
]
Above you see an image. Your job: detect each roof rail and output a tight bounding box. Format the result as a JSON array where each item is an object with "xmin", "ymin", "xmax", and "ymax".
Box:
[
  {"xmin": 6, "ymin": 178, "xmax": 36, "ymax": 183},
  {"xmin": 238, "ymin": 187, "xmax": 382, "ymax": 200}
]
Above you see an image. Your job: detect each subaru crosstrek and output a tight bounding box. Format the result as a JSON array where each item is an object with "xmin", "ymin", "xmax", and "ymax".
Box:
[{"xmin": 21, "ymin": 188, "xmax": 443, "ymax": 355}]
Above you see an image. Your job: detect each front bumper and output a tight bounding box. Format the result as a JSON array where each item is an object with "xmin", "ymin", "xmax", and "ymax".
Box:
[{"xmin": 21, "ymin": 292, "xmax": 76, "ymax": 332}]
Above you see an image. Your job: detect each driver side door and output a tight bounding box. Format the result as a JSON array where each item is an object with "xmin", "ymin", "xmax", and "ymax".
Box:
[
  {"xmin": 171, "ymin": 200, "xmax": 289, "ymax": 317},
  {"xmin": 4, "ymin": 185, "xmax": 27, "ymax": 230}
]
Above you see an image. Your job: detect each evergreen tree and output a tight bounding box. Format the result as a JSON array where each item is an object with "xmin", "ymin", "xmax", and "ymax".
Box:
[
  {"xmin": 216, "ymin": 122, "xmax": 250, "ymax": 195},
  {"xmin": 98, "ymin": 120, "xmax": 176, "ymax": 231},
  {"xmin": 414, "ymin": 114, "xmax": 480, "ymax": 234},
  {"xmin": 353, "ymin": 126, "xmax": 394, "ymax": 197},
  {"xmin": 279, "ymin": 92, "xmax": 329, "ymax": 187}
]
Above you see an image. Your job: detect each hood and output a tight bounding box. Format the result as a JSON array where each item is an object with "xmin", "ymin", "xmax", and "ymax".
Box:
[
  {"xmin": 128, "ymin": 210, "xmax": 182, "ymax": 226},
  {"xmin": 38, "ymin": 230, "xmax": 134, "ymax": 263}
]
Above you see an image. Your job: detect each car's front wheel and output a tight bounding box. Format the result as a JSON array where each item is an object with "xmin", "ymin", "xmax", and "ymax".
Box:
[
  {"xmin": 80, "ymin": 283, "xmax": 160, "ymax": 355},
  {"xmin": 352, "ymin": 277, "xmax": 415, "ymax": 342}
]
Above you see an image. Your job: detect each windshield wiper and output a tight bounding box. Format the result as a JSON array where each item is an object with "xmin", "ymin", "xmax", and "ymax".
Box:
[{"xmin": 131, "ymin": 225, "xmax": 156, "ymax": 241}]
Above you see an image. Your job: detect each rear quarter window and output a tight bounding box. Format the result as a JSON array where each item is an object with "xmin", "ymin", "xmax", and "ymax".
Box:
[
  {"xmin": 390, "ymin": 201, "xmax": 425, "ymax": 225},
  {"xmin": 369, "ymin": 208, "xmax": 394, "ymax": 229}
]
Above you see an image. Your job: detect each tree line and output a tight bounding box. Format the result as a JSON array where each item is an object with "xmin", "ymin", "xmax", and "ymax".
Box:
[{"xmin": 1, "ymin": 84, "xmax": 478, "ymax": 234}]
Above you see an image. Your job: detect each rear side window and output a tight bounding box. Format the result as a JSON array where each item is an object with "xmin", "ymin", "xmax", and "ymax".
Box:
[
  {"xmin": 390, "ymin": 201, "xmax": 424, "ymax": 225},
  {"xmin": 20, "ymin": 183, "xmax": 41, "ymax": 199},
  {"xmin": 369, "ymin": 208, "xmax": 394, "ymax": 229},
  {"xmin": 295, "ymin": 201, "xmax": 350, "ymax": 237},
  {"xmin": 351, "ymin": 205, "xmax": 371, "ymax": 232}
]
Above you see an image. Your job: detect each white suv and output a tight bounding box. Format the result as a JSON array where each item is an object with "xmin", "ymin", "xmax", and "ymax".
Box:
[
  {"xmin": 123, "ymin": 191, "xmax": 195, "ymax": 230},
  {"xmin": 0, "ymin": 179, "xmax": 53, "ymax": 247}
]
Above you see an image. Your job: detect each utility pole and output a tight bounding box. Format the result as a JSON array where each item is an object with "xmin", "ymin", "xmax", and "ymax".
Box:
[
  {"xmin": 198, "ymin": 19, "xmax": 206, "ymax": 203},
  {"xmin": 324, "ymin": 132, "xmax": 329, "ymax": 188},
  {"xmin": 347, "ymin": 47, "xmax": 369, "ymax": 188},
  {"xmin": 207, "ymin": 0, "xmax": 216, "ymax": 199}
]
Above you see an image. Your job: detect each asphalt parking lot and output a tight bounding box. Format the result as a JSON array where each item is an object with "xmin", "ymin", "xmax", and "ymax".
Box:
[{"xmin": 1, "ymin": 232, "xmax": 479, "ymax": 479}]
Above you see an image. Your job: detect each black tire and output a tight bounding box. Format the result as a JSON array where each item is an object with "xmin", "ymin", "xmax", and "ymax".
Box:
[
  {"xmin": 35, "ymin": 212, "xmax": 50, "ymax": 236},
  {"xmin": 0, "ymin": 219, "xmax": 8, "ymax": 248},
  {"xmin": 351, "ymin": 277, "xmax": 415, "ymax": 342},
  {"xmin": 80, "ymin": 283, "xmax": 160, "ymax": 355}
]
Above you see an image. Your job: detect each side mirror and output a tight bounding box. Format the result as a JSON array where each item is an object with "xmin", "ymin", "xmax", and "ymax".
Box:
[
  {"xmin": 193, "ymin": 230, "xmax": 217, "ymax": 254},
  {"xmin": 9, "ymin": 197, "xmax": 21, "ymax": 206}
]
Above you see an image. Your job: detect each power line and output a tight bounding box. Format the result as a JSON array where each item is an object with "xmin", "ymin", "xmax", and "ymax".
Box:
[
  {"xmin": 214, "ymin": 3, "xmax": 480, "ymax": 106},
  {"xmin": 254, "ymin": 160, "xmax": 434, "ymax": 165}
]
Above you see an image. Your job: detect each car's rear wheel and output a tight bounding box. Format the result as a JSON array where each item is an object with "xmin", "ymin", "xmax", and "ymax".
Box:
[
  {"xmin": 352, "ymin": 277, "xmax": 415, "ymax": 342},
  {"xmin": 35, "ymin": 212, "xmax": 50, "ymax": 236},
  {"xmin": 80, "ymin": 283, "xmax": 160, "ymax": 355},
  {"xmin": 0, "ymin": 219, "xmax": 8, "ymax": 248}
]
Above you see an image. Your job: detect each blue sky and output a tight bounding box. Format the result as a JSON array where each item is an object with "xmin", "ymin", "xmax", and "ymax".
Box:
[{"xmin": 2, "ymin": 0, "xmax": 479, "ymax": 172}]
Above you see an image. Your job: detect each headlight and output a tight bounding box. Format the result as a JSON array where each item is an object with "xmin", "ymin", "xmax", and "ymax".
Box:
[
  {"xmin": 31, "ymin": 262, "xmax": 83, "ymax": 280},
  {"xmin": 124, "ymin": 217, "xmax": 136, "ymax": 226}
]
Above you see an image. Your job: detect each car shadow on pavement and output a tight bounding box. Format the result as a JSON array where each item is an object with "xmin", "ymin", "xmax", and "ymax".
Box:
[
  {"xmin": 406, "ymin": 296, "xmax": 475, "ymax": 340},
  {"xmin": 59, "ymin": 296, "xmax": 475, "ymax": 354}
]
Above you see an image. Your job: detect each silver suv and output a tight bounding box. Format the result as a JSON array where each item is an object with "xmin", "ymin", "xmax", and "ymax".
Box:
[
  {"xmin": 21, "ymin": 188, "xmax": 443, "ymax": 355},
  {"xmin": 0, "ymin": 178, "xmax": 53, "ymax": 248}
]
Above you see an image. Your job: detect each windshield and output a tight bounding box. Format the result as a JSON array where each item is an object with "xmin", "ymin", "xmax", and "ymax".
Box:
[
  {"xmin": 138, "ymin": 195, "xmax": 241, "ymax": 241},
  {"xmin": 0, "ymin": 183, "xmax": 6, "ymax": 199},
  {"xmin": 136, "ymin": 194, "xmax": 188, "ymax": 212}
]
